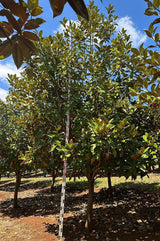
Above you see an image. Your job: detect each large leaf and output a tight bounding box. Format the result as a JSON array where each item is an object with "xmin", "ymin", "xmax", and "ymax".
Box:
[
  {"xmin": 68, "ymin": 0, "xmax": 89, "ymax": 21},
  {"xmin": 0, "ymin": 9, "xmax": 21, "ymax": 32},
  {"xmin": 12, "ymin": 42, "xmax": 23, "ymax": 68},
  {"xmin": 28, "ymin": 0, "xmax": 39, "ymax": 10},
  {"xmin": 31, "ymin": 6, "xmax": 43, "ymax": 16},
  {"xmin": 0, "ymin": 40, "xmax": 11, "ymax": 59},
  {"xmin": 23, "ymin": 31, "xmax": 39, "ymax": 41},
  {"xmin": 22, "ymin": 38, "xmax": 37, "ymax": 54},
  {"xmin": 49, "ymin": 0, "xmax": 89, "ymax": 20},
  {"xmin": 152, "ymin": 17, "xmax": 160, "ymax": 25},
  {"xmin": 0, "ymin": 21, "xmax": 14, "ymax": 38},
  {"xmin": 18, "ymin": 37, "xmax": 32, "ymax": 60},
  {"xmin": 24, "ymin": 18, "xmax": 45, "ymax": 30},
  {"xmin": 0, "ymin": 0, "xmax": 28, "ymax": 22},
  {"xmin": 49, "ymin": 0, "xmax": 67, "ymax": 17}
]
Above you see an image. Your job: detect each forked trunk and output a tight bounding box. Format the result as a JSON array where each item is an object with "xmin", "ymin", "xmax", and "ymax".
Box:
[
  {"xmin": 85, "ymin": 176, "xmax": 94, "ymax": 229},
  {"xmin": 13, "ymin": 172, "xmax": 22, "ymax": 208}
]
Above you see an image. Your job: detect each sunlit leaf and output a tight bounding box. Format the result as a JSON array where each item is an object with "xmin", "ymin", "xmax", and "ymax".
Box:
[
  {"xmin": 31, "ymin": 6, "xmax": 43, "ymax": 16},
  {"xmin": 131, "ymin": 48, "xmax": 139, "ymax": 55}
]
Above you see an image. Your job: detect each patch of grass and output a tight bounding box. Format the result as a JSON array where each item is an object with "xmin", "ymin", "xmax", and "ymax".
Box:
[
  {"xmin": 0, "ymin": 178, "xmax": 14, "ymax": 185},
  {"xmin": 95, "ymin": 174, "xmax": 160, "ymax": 193},
  {"xmin": 1, "ymin": 173, "xmax": 160, "ymax": 193}
]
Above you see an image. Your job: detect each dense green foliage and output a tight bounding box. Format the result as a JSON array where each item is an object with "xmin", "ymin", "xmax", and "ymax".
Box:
[{"xmin": 0, "ymin": 0, "xmax": 159, "ymax": 228}]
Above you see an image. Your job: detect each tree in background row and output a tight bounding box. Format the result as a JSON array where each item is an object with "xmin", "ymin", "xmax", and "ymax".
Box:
[
  {"xmin": 0, "ymin": 99, "xmax": 34, "ymax": 208},
  {"xmin": 131, "ymin": 0, "xmax": 160, "ymax": 168}
]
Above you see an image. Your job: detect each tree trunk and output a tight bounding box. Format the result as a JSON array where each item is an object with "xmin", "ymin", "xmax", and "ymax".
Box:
[
  {"xmin": 13, "ymin": 172, "xmax": 22, "ymax": 208},
  {"xmin": 85, "ymin": 176, "xmax": 94, "ymax": 229},
  {"xmin": 107, "ymin": 171, "xmax": 113, "ymax": 198},
  {"xmin": 51, "ymin": 166, "xmax": 56, "ymax": 192},
  {"xmin": 107, "ymin": 171, "xmax": 112, "ymax": 189}
]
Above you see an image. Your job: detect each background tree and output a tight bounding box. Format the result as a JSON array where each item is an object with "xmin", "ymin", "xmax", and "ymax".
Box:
[
  {"xmin": 0, "ymin": 99, "xmax": 33, "ymax": 208},
  {"xmin": 131, "ymin": 0, "xmax": 160, "ymax": 169}
]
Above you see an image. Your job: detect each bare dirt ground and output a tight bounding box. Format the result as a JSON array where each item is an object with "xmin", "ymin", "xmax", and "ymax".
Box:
[{"xmin": 0, "ymin": 174, "xmax": 160, "ymax": 241}]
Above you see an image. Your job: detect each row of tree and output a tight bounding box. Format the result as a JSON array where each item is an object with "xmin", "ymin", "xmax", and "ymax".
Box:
[{"xmin": 0, "ymin": 0, "xmax": 159, "ymax": 229}]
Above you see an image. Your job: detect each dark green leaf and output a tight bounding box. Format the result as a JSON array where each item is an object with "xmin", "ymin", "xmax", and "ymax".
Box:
[
  {"xmin": 152, "ymin": 17, "xmax": 160, "ymax": 25},
  {"xmin": 144, "ymin": 30, "xmax": 152, "ymax": 38},
  {"xmin": 0, "ymin": 40, "xmax": 11, "ymax": 59},
  {"xmin": 0, "ymin": 9, "xmax": 21, "ymax": 32},
  {"xmin": 68, "ymin": 0, "xmax": 89, "ymax": 21},
  {"xmin": 23, "ymin": 31, "xmax": 39, "ymax": 41},
  {"xmin": 131, "ymin": 48, "xmax": 139, "ymax": 55},
  {"xmin": 24, "ymin": 18, "xmax": 45, "ymax": 30},
  {"xmin": 0, "ymin": 21, "xmax": 14, "ymax": 37},
  {"xmin": 49, "ymin": 0, "xmax": 67, "ymax": 17},
  {"xmin": 12, "ymin": 42, "xmax": 23, "ymax": 68}
]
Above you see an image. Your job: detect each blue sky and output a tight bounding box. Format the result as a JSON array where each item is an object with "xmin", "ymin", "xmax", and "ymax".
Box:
[{"xmin": 0, "ymin": 0, "xmax": 154, "ymax": 101}]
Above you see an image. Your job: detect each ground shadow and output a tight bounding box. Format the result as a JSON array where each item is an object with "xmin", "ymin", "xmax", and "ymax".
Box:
[
  {"xmin": 0, "ymin": 178, "xmax": 58, "ymax": 192},
  {"xmin": 114, "ymin": 181, "xmax": 160, "ymax": 194},
  {"xmin": 0, "ymin": 180, "xmax": 89, "ymax": 218},
  {"xmin": 0, "ymin": 179, "xmax": 13, "ymax": 185},
  {"xmin": 44, "ymin": 184, "xmax": 160, "ymax": 241},
  {"xmin": 1, "ymin": 180, "xmax": 160, "ymax": 240},
  {"xmin": 0, "ymin": 180, "xmax": 29, "ymax": 192}
]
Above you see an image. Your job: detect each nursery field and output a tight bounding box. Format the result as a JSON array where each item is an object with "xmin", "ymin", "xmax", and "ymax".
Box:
[{"xmin": 0, "ymin": 173, "xmax": 160, "ymax": 240}]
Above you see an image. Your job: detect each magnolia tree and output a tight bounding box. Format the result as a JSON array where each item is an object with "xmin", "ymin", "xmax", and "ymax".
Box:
[
  {"xmin": 48, "ymin": 2, "xmax": 158, "ymax": 228},
  {"xmin": 131, "ymin": 0, "xmax": 160, "ymax": 168},
  {"xmin": 6, "ymin": 31, "xmax": 70, "ymax": 190},
  {"xmin": 1, "ymin": 0, "xmax": 159, "ymax": 231},
  {"xmin": 4, "ymin": 0, "xmax": 158, "ymax": 228},
  {"xmin": 0, "ymin": 99, "xmax": 33, "ymax": 208}
]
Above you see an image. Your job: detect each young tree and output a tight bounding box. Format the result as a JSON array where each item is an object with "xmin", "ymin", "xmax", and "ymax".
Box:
[
  {"xmin": 0, "ymin": 99, "xmax": 32, "ymax": 208},
  {"xmin": 49, "ymin": 2, "xmax": 156, "ymax": 229},
  {"xmin": 3, "ymin": 0, "xmax": 159, "ymax": 231}
]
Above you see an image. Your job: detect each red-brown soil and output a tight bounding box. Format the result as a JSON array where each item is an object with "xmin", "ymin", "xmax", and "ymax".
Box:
[{"xmin": 0, "ymin": 176, "xmax": 160, "ymax": 240}]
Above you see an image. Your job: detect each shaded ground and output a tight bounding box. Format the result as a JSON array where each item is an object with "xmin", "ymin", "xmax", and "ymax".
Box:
[{"xmin": 0, "ymin": 175, "xmax": 160, "ymax": 240}]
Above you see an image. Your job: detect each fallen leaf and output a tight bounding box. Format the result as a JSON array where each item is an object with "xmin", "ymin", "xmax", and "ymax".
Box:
[{"xmin": 137, "ymin": 219, "xmax": 142, "ymax": 223}]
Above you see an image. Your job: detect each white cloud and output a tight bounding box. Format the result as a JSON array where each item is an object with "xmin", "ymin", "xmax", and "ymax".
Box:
[
  {"xmin": 0, "ymin": 88, "xmax": 8, "ymax": 101},
  {"xmin": 116, "ymin": 16, "xmax": 147, "ymax": 47},
  {"xmin": 0, "ymin": 62, "xmax": 21, "ymax": 83}
]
